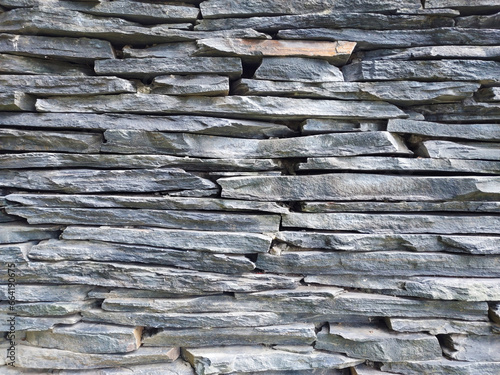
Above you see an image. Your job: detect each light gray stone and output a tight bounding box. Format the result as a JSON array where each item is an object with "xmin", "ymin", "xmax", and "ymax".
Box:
[
  {"xmin": 0, "ymin": 222, "xmax": 61, "ymax": 244},
  {"xmin": 152, "ymin": 75, "xmax": 229, "ymax": 96},
  {"xmin": 0, "ymin": 210, "xmax": 17, "ymax": 223},
  {"xmin": 0, "ymin": 314, "xmax": 81, "ymax": 331},
  {"xmin": 387, "ymin": 318, "xmax": 496, "ymax": 335},
  {"xmin": 0, "ymin": 92, "xmax": 35, "ymax": 111},
  {"xmin": 413, "ymin": 98, "xmax": 500, "ymax": 122},
  {"xmin": 182, "ymin": 346, "xmax": 363, "ymax": 375},
  {"xmin": 88, "ymin": 288, "xmax": 221, "ymax": 299},
  {"xmin": 219, "ymin": 174, "xmax": 499, "ymax": 202},
  {"xmin": 457, "ymin": 12, "xmax": 500, "ymax": 28},
  {"xmin": 254, "ymin": 57, "xmax": 344, "ymax": 82},
  {"xmin": 29, "ymin": 240, "xmax": 256, "ymax": 274},
  {"xmin": 0, "ymin": 129, "xmax": 102, "ymax": 153},
  {"xmin": 441, "ymin": 334, "xmax": 500, "ymax": 361},
  {"xmin": 0, "ymin": 242, "xmax": 32, "ymax": 263},
  {"xmin": 46, "ymin": 360, "xmax": 196, "ymax": 375},
  {"xmin": 381, "ymin": 360, "xmax": 500, "ymax": 375},
  {"xmin": 143, "ymin": 324, "xmax": 316, "ymax": 347},
  {"xmin": 316, "ymin": 324, "xmax": 441, "ymax": 361},
  {"xmin": 426, "ymin": 0, "xmax": 500, "ymax": 12},
  {"xmin": 362, "ymin": 45, "xmax": 500, "ymax": 60},
  {"xmin": 0, "ymin": 169, "xmax": 216, "ymax": 193},
  {"xmin": 0, "ymin": 300, "xmax": 94, "ymax": 317},
  {"xmin": 299, "ymin": 119, "xmax": 363, "ymax": 134},
  {"xmin": 417, "ymin": 140, "xmax": 500, "ymax": 161},
  {"xmin": 352, "ymin": 365, "xmax": 393, "ymax": 375},
  {"xmin": 102, "ymin": 130, "xmax": 410, "ymax": 158},
  {"xmin": 36, "ymin": 94, "xmax": 408, "ymax": 121},
  {"xmin": 61, "ymin": 226, "xmax": 272, "ymax": 254},
  {"xmin": 476, "ymin": 87, "xmax": 500, "ymax": 102},
  {"xmin": 123, "ymin": 42, "xmax": 198, "ymax": 58},
  {"xmin": 0, "ymin": 284, "xmax": 91, "ymax": 302},
  {"xmin": 95, "ymin": 57, "xmax": 242, "ymax": 79},
  {"xmin": 0, "ymin": 53, "xmax": 92, "ymax": 75}
]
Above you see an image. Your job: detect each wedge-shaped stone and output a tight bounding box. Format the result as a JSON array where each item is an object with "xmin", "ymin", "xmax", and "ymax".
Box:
[
  {"xmin": 95, "ymin": 57, "xmax": 242, "ymax": 79},
  {"xmin": 0, "ymin": 169, "xmax": 216, "ymax": 193},
  {"xmin": 0, "ymin": 314, "xmax": 80, "ymax": 331},
  {"xmin": 417, "ymin": 140, "xmax": 500, "ymax": 161},
  {"xmin": 0, "ymin": 33, "xmax": 114, "ymax": 62},
  {"xmin": 0, "ymin": 284, "xmax": 91, "ymax": 302},
  {"xmin": 490, "ymin": 304, "xmax": 500, "ymax": 323},
  {"xmin": 26, "ymin": 323, "xmax": 142, "ymax": 354},
  {"xmin": 15, "ymin": 345, "xmax": 179, "ymax": 370},
  {"xmin": 102, "ymin": 131, "xmax": 410, "ymax": 158},
  {"xmin": 282, "ymin": 213, "xmax": 500, "ymax": 234},
  {"xmin": 0, "ymin": 53, "xmax": 92, "ymax": 75},
  {"xmin": 196, "ymin": 39, "xmax": 356, "ymax": 65},
  {"xmin": 316, "ymin": 324, "xmax": 441, "ymax": 361},
  {"xmin": 8, "ymin": 207, "xmax": 280, "ymax": 233},
  {"xmin": 388, "ymin": 119, "xmax": 500, "ymax": 141},
  {"xmin": 276, "ymin": 231, "xmax": 500, "ymax": 254},
  {"xmin": 61, "ymin": 226, "xmax": 272, "ymax": 254},
  {"xmin": 0, "ymin": 92, "xmax": 35, "ymax": 111},
  {"xmin": 219, "ymin": 174, "xmax": 499, "ymax": 202},
  {"xmin": 362, "ymin": 45, "xmax": 500, "ymax": 60},
  {"xmin": 199, "ymin": 0, "xmax": 421, "ymax": 18},
  {"xmin": 123, "ymin": 42, "xmax": 198, "ymax": 58},
  {"xmin": 0, "ymin": 300, "xmax": 94, "ymax": 317},
  {"xmin": 387, "ymin": 318, "xmax": 496, "ymax": 335},
  {"xmin": 426, "ymin": 0, "xmax": 500, "ymax": 12},
  {"xmin": 0, "ymin": 222, "xmax": 60, "ymax": 244},
  {"xmin": 0, "ymin": 242, "xmax": 32, "ymax": 263},
  {"xmin": 152, "ymin": 75, "xmax": 229, "ymax": 96},
  {"xmin": 279, "ymin": 28, "xmax": 500, "ymax": 50},
  {"xmin": 0, "ymin": 75, "xmax": 135, "ymax": 96},
  {"xmin": 143, "ymin": 324, "xmax": 316, "ymax": 347},
  {"xmin": 476, "ymin": 87, "xmax": 500, "ymax": 102},
  {"xmin": 381, "ymin": 360, "xmax": 500, "ymax": 375},
  {"xmin": 297, "ymin": 156, "xmax": 500, "ymax": 174},
  {"xmin": 441, "ymin": 334, "xmax": 500, "ymax": 362},
  {"xmin": 254, "ymin": 57, "xmax": 344, "ymax": 82},
  {"xmin": 6, "ymin": 194, "xmax": 288, "ymax": 214},
  {"xmin": 29, "ymin": 240, "xmax": 256, "ymax": 274},
  {"xmin": 344, "ymin": 59, "xmax": 500, "ymax": 82},
  {"xmin": 0, "ymin": 129, "xmax": 102, "ymax": 153},
  {"xmin": 457, "ymin": 12, "xmax": 500, "ymax": 28},
  {"xmin": 183, "ymin": 346, "xmax": 363, "ymax": 375}
]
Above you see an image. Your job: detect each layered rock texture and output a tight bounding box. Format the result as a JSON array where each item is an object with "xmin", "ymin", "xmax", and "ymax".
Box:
[{"xmin": 0, "ymin": 0, "xmax": 499, "ymax": 373}]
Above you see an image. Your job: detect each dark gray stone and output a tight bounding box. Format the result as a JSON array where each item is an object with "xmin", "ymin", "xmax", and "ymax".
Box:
[
  {"xmin": 441, "ymin": 334, "xmax": 500, "ymax": 362},
  {"xmin": 151, "ymin": 75, "xmax": 229, "ymax": 96},
  {"xmin": 476, "ymin": 87, "xmax": 500, "ymax": 102},
  {"xmin": 0, "ymin": 92, "xmax": 35, "ymax": 111},
  {"xmin": 48, "ymin": 361, "xmax": 196, "ymax": 375},
  {"xmin": 362, "ymin": 45, "xmax": 500, "ymax": 60},
  {"xmin": 0, "ymin": 300, "xmax": 95, "ymax": 317},
  {"xmin": 381, "ymin": 360, "xmax": 500, "ymax": 375},
  {"xmin": 426, "ymin": 0, "xmax": 500, "ymax": 12},
  {"xmin": 0, "ymin": 222, "xmax": 61, "ymax": 244},
  {"xmin": 413, "ymin": 98, "xmax": 500, "ymax": 122},
  {"xmin": 0, "ymin": 242, "xmax": 32, "ymax": 264},
  {"xmin": 457, "ymin": 12, "xmax": 500, "ymax": 28},
  {"xmin": 0, "ymin": 53, "xmax": 92, "ymax": 75},
  {"xmin": 0, "ymin": 284, "xmax": 91, "ymax": 302},
  {"xmin": 490, "ymin": 304, "xmax": 500, "ymax": 323},
  {"xmin": 254, "ymin": 57, "xmax": 344, "ymax": 82},
  {"xmin": 417, "ymin": 140, "xmax": 500, "ymax": 161},
  {"xmin": 123, "ymin": 42, "xmax": 198, "ymax": 58}
]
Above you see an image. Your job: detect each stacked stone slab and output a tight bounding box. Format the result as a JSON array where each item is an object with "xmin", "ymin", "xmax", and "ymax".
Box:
[{"xmin": 0, "ymin": 0, "xmax": 499, "ymax": 373}]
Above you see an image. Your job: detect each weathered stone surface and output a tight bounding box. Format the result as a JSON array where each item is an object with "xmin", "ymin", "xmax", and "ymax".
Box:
[
  {"xmin": 279, "ymin": 28, "xmax": 500, "ymax": 50},
  {"xmin": 0, "ymin": 222, "xmax": 61, "ymax": 244},
  {"xmin": 282, "ymin": 213, "xmax": 500, "ymax": 234},
  {"xmin": 490, "ymin": 304, "xmax": 500, "ymax": 323},
  {"xmin": 0, "ymin": 169, "xmax": 216, "ymax": 193},
  {"xmin": 143, "ymin": 324, "xmax": 316, "ymax": 347},
  {"xmin": 0, "ymin": 129, "xmax": 102, "ymax": 153},
  {"xmin": 61, "ymin": 226, "xmax": 272, "ymax": 254},
  {"xmin": 102, "ymin": 131, "xmax": 409, "ymax": 158},
  {"xmin": 8, "ymin": 207, "xmax": 280, "ymax": 233},
  {"xmin": 219, "ymin": 174, "xmax": 499, "ymax": 202},
  {"xmin": 381, "ymin": 360, "xmax": 500, "ymax": 375},
  {"xmin": 254, "ymin": 57, "xmax": 344, "ymax": 82},
  {"xmin": 95, "ymin": 57, "xmax": 242, "ymax": 79},
  {"xmin": 26, "ymin": 323, "xmax": 142, "ymax": 354},
  {"xmin": 29, "ymin": 240, "xmax": 256, "ymax": 274},
  {"xmin": 316, "ymin": 324, "xmax": 441, "ymax": 361},
  {"xmin": 441, "ymin": 334, "xmax": 500, "ymax": 361},
  {"xmin": 0, "ymin": 300, "xmax": 94, "ymax": 317},
  {"xmin": 151, "ymin": 75, "xmax": 229, "ymax": 96},
  {"xmin": 0, "ymin": 314, "xmax": 81, "ymax": 331},
  {"xmin": 14, "ymin": 345, "xmax": 179, "ymax": 370},
  {"xmin": 0, "ymin": 242, "xmax": 32, "ymax": 263},
  {"xmin": 199, "ymin": 0, "xmax": 421, "ymax": 18},
  {"xmin": 387, "ymin": 318, "xmax": 496, "ymax": 335},
  {"xmin": 0, "ymin": 112, "xmax": 294, "ymax": 138},
  {"xmin": 0, "ymin": 33, "xmax": 114, "ymax": 62},
  {"xmin": 0, "ymin": 284, "xmax": 91, "ymax": 302},
  {"xmin": 413, "ymin": 98, "xmax": 500, "ymax": 122},
  {"xmin": 476, "ymin": 87, "xmax": 500, "ymax": 102},
  {"xmin": 0, "ymin": 210, "xmax": 19, "ymax": 223},
  {"xmin": 123, "ymin": 42, "xmax": 198, "ymax": 58},
  {"xmin": 417, "ymin": 140, "xmax": 500, "ymax": 161},
  {"xmin": 0, "ymin": 53, "xmax": 92, "ymax": 76},
  {"xmin": 298, "ymin": 119, "xmax": 364, "ymax": 134},
  {"xmin": 0, "ymin": 75, "xmax": 135, "ymax": 96},
  {"xmin": 343, "ymin": 59, "xmax": 500, "ymax": 83},
  {"xmin": 426, "ymin": 0, "xmax": 500, "ymax": 12},
  {"xmin": 457, "ymin": 12, "xmax": 500, "ymax": 28},
  {"xmin": 297, "ymin": 156, "xmax": 500, "ymax": 174},
  {"xmin": 183, "ymin": 346, "xmax": 363, "ymax": 375},
  {"xmin": 352, "ymin": 365, "xmax": 393, "ymax": 375},
  {"xmin": 362, "ymin": 45, "xmax": 500, "ymax": 60},
  {"xmin": 196, "ymin": 39, "xmax": 356, "ymax": 65},
  {"xmin": 0, "ymin": 92, "xmax": 35, "ymax": 111}
]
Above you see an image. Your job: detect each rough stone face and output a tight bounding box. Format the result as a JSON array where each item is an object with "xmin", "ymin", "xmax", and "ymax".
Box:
[
  {"xmin": 417, "ymin": 140, "xmax": 500, "ymax": 161},
  {"xmin": 413, "ymin": 97, "xmax": 500, "ymax": 122},
  {"xmin": 362, "ymin": 45, "xmax": 500, "ymax": 60},
  {"xmin": 102, "ymin": 130, "xmax": 409, "ymax": 159},
  {"xmin": 219, "ymin": 174, "xmax": 499, "ymax": 202},
  {"xmin": 254, "ymin": 57, "xmax": 344, "ymax": 82},
  {"xmin": 123, "ymin": 42, "xmax": 198, "ymax": 58},
  {"xmin": 0, "ymin": 314, "xmax": 81, "ymax": 331},
  {"xmin": 0, "ymin": 92, "xmax": 35, "ymax": 111},
  {"xmin": 0, "ymin": 300, "xmax": 95, "ymax": 317},
  {"xmin": 0, "ymin": 53, "xmax": 92, "ymax": 76},
  {"xmin": 476, "ymin": 87, "xmax": 500, "ymax": 102},
  {"xmin": 457, "ymin": 12, "xmax": 500, "ymax": 28},
  {"xmin": 426, "ymin": 0, "xmax": 500, "ymax": 12},
  {"xmin": 151, "ymin": 75, "xmax": 229, "ymax": 96},
  {"xmin": 182, "ymin": 346, "xmax": 363, "ymax": 375},
  {"xmin": 0, "ymin": 169, "xmax": 216, "ymax": 193},
  {"xmin": 0, "ymin": 222, "xmax": 61, "ymax": 244},
  {"xmin": 0, "ymin": 284, "xmax": 91, "ymax": 302},
  {"xmin": 40, "ymin": 361, "xmax": 196, "ymax": 375},
  {"xmin": 441, "ymin": 334, "xmax": 500, "ymax": 362},
  {"xmin": 387, "ymin": 318, "xmax": 496, "ymax": 335},
  {"xmin": 0, "ymin": 242, "xmax": 32, "ymax": 263},
  {"xmin": 490, "ymin": 304, "xmax": 500, "ymax": 324},
  {"xmin": 316, "ymin": 324, "xmax": 441, "ymax": 361},
  {"xmin": 381, "ymin": 360, "xmax": 500, "ymax": 375}
]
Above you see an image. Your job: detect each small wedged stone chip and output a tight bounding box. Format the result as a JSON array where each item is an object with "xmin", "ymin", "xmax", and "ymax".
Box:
[{"xmin": 0, "ymin": 92, "xmax": 35, "ymax": 111}]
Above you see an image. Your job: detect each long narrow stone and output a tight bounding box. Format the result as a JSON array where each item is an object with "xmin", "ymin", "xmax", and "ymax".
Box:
[
  {"xmin": 381, "ymin": 360, "xmax": 500, "ymax": 375},
  {"xmin": 7, "ymin": 207, "xmax": 280, "ymax": 233},
  {"xmin": 254, "ymin": 57, "xmax": 344, "ymax": 81},
  {"xmin": 123, "ymin": 42, "xmax": 198, "ymax": 58},
  {"xmin": 35, "ymin": 94, "xmax": 408, "ymax": 120},
  {"xmin": 0, "ymin": 222, "xmax": 61, "ymax": 244},
  {"xmin": 102, "ymin": 130, "xmax": 410, "ymax": 158},
  {"xmin": 0, "ymin": 284, "xmax": 91, "ymax": 302},
  {"xmin": 0, "ymin": 314, "xmax": 81, "ymax": 331},
  {"xmin": 29, "ymin": 240, "xmax": 256, "ymax": 273},
  {"xmin": 0, "ymin": 53, "xmax": 92, "ymax": 75},
  {"xmin": 0, "ymin": 169, "xmax": 216, "ymax": 193},
  {"xmin": 413, "ymin": 98, "xmax": 500, "ymax": 122},
  {"xmin": 282, "ymin": 213, "xmax": 500, "ymax": 234},
  {"xmin": 441, "ymin": 334, "xmax": 500, "ymax": 362},
  {"xmin": 417, "ymin": 140, "xmax": 500, "ymax": 161},
  {"xmin": 61, "ymin": 226, "xmax": 272, "ymax": 254},
  {"xmin": 0, "ymin": 300, "xmax": 95, "ymax": 317},
  {"xmin": 457, "ymin": 12, "xmax": 500, "ymax": 28},
  {"xmin": 219, "ymin": 174, "xmax": 499, "ymax": 202},
  {"xmin": 0, "ymin": 92, "xmax": 35, "ymax": 111},
  {"xmin": 151, "ymin": 75, "xmax": 229, "ymax": 96},
  {"xmin": 426, "ymin": 0, "xmax": 500, "ymax": 12},
  {"xmin": 387, "ymin": 318, "xmax": 496, "ymax": 335},
  {"xmin": 362, "ymin": 45, "xmax": 500, "ymax": 60}
]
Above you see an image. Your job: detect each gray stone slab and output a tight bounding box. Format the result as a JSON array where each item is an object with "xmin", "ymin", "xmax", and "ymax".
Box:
[
  {"xmin": 387, "ymin": 318, "xmax": 497, "ymax": 335},
  {"xmin": 299, "ymin": 119, "xmax": 363, "ymax": 134},
  {"xmin": 254, "ymin": 57, "xmax": 344, "ymax": 82},
  {"xmin": 0, "ymin": 210, "xmax": 17, "ymax": 223},
  {"xmin": 362, "ymin": 45, "xmax": 500, "ymax": 60},
  {"xmin": 441, "ymin": 334, "xmax": 500, "ymax": 362},
  {"xmin": 45, "ymin": 360, "xmax": 196, "ymax": 375},
  {"xmin": 381, "ymin": 360, "xmax": 500, "ymax": 375},
  {"xmin": 0, "ymin": 53, "xmax": 92, "ymax": 75},
  {"xmin": 0, "ymin": 284, "xmax": 91, "ymax": 302},
  {"xmin": 0, "ymin": 33, "xmax": 114, "ymax": 62},
  {"xmin": 0, "ymin": 314, "xmax": 81, "ymax": 331},
  {"xmin": 0, "ymin": 92, "xmax": 35, "ymax": 111},
  {"xmin": 352, "ymin": 365, "xmax": 394, "ymax": 375},
  {"xmin": 0, "ymin": 300, "xmax": 94, "ymax": 317},
  {"xmin": 0, "ymin": 242, "xmax": 32, "ymax": 263},
  {"xmin": 0, "ymin": 168, "xmax": 216, "ymax": 193},
  {"xmin": 151, "ymin": 75, "xmax": 229, "ymax": 96},
  {"xmin": 476, "ymin": 87, "xmax": 500, "ymax": 102},
  {"xmin": 35, "ymin": 94, "xmax": 408, "ymax": 121},
  {"xmin": 316, "ymin": 324, "xmax": 441, "ymax": 362},
  {"xmin": 417, "ymin": 140, "xmax": 500, "ymax": 161},
  {"xmin": 88, "ymin": 288, "xmax": 221, "ymax": 299},
  {"xmin": 457, "ymin": 12, "xmax": 500, "ymax": 28},
  {"xmin": 0, "ymin": 222, "xmax": 61, "ymax": 244},
  {"xmin": 123, "ymin": 42, "xmax": 198, "ymax": 58},
  {"xmin": 102, "ymin": 130, "xmax": 409, "ymax": 159},
  {"xmin": 95, "ymin": 57, "xmax": 242, "ymax": 79},
  {"xmin": 0, "ymin": 75, "xmax": 135, "ymax": 96},
  {"xmin": 426, "ymin": 0, "xmax": 500, "ymax": 12},
  {"xmin": 29, "ymin": 239, "xmax": 256, "ymax": 274},
  {"xmin": 282, "ymin": 212, "xmax": 500, "ymax": 234},
  {"xmin": 183, "ymin": 346, "xmax": 363, "ymax": 375},
  {"xmin": 413, "ymin": 98, "xmax": 500, "ymax": 122},
  {"xmin": 61, "ymin": 226, "xmax": 272, "ymax": 254},
  {"xmin": 219, "ymin": 174, "xmax": 499, "ymax": 202}
]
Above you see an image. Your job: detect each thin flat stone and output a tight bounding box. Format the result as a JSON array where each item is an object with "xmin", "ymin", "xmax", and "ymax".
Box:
[
  {"xmin": 0, "ymin": 210, "xmax": 17, "ymax": 223},
  {"xmin": 0, "ymin": 314, "xmax": 81, "ymax": 331},
  {"xmin": 362, "ymin": 45, "xmax": 500, "ymax": 60},
  {"xmin": 0, "ymin": 222, "xmax": 61, "ymax": 243},
  {"xmin": 417, "ymin": 140, "xmax": 500, "ymax": 161},
  {"xmin": 426, "ymin": 0, "xmax": 500, "ymax": 12},
  {"xmin": 219, "ymin": 174, "xmax": 499, "ymax": 202},
  {"xmin": 123, "ymin": 42, "xmax": 198, "ymax": 58},
  {"xmin": 0, "ymin": 300, "xmax": 94, "ymax": 317},
  {"xmin": 457, "ymin": 12, "xmax": 500, "ymax": 28},
  {"xmin": 0, "ymin": 53, "xmax": 92, "ymax": 75},
  {"xmin": 0, "ymin": 242, "xmax": 32, "ymax": 263},
  {"xmin": 0, "ymin": 284, "xmax": 91, "ymax": 302},
  {"xmin": 0, "ymin": 92, "xmax": 35, "ymax": 111},
  {"xmin": 476, "ymin": 87, "xmax": 500, "ymax": 102},
  {"xmin": 151, "ymin": 75, "xmax": 229, "ymax": 96},
  {"xmin": 413, "ymin": 98, "xmax": 500, "ymax": 122},
  {"xmin": 0, "ymin": 168, "xmax": 216, "ymax": 193},
  {"xmin": 253, "ymin": 57, "xmax": 344, "ymax": 82},
  {"xmin": 381, "ymin": 360, "xmax": 500, "ymax": 375},
  {"xmin": 387, "ymin": 318, "xmax": 497, "ymax": 335},
  {"xmin": 299, "ymin": 119, "xmax": 363, "ymax": 134},
  {"xmin": 441, "ymin": 334, "xmax": 500, "ymax": 361}
]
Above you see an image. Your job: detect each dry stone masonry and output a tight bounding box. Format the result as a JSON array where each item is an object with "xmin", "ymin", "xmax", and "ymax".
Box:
[{"xmin": 0, "ymin": 0, "xmax": 499, "ymax": 373}]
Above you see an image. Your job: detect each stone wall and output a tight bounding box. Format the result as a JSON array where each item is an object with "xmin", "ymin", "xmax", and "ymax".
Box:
[{"xmin": 0, "ymin": 0, "xmax": 500, "ymax": 373}]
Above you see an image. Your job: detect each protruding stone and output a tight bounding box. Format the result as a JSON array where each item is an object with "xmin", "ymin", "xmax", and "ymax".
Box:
[
  {"xmin": 0, "ymin": 53, "xmax": 92, "ymax": 76},
  {"xmin": 151, "ymin": 75, "xmax": 229, "ymax": 96},
  {"xmin": 254, "ymin": 57, "xmax": 344, "ymax": 82},
  {"xmin": 387, "ymin": 318, "xmax": 496, "ymax": 335},
  {"xmin": 381, "ymin": 360, "xmax": 500, "ymax": 375},
  {"xmin": 0, "ymin": 92, "xmax": 35, "ymax": 111},
  {"xmin": 0, "ymin": 284, "xmax": 91, "ymax": 302},
  {"xmin": 417, "ymin": 140, "xmax": 500, "ymax": 161}
]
